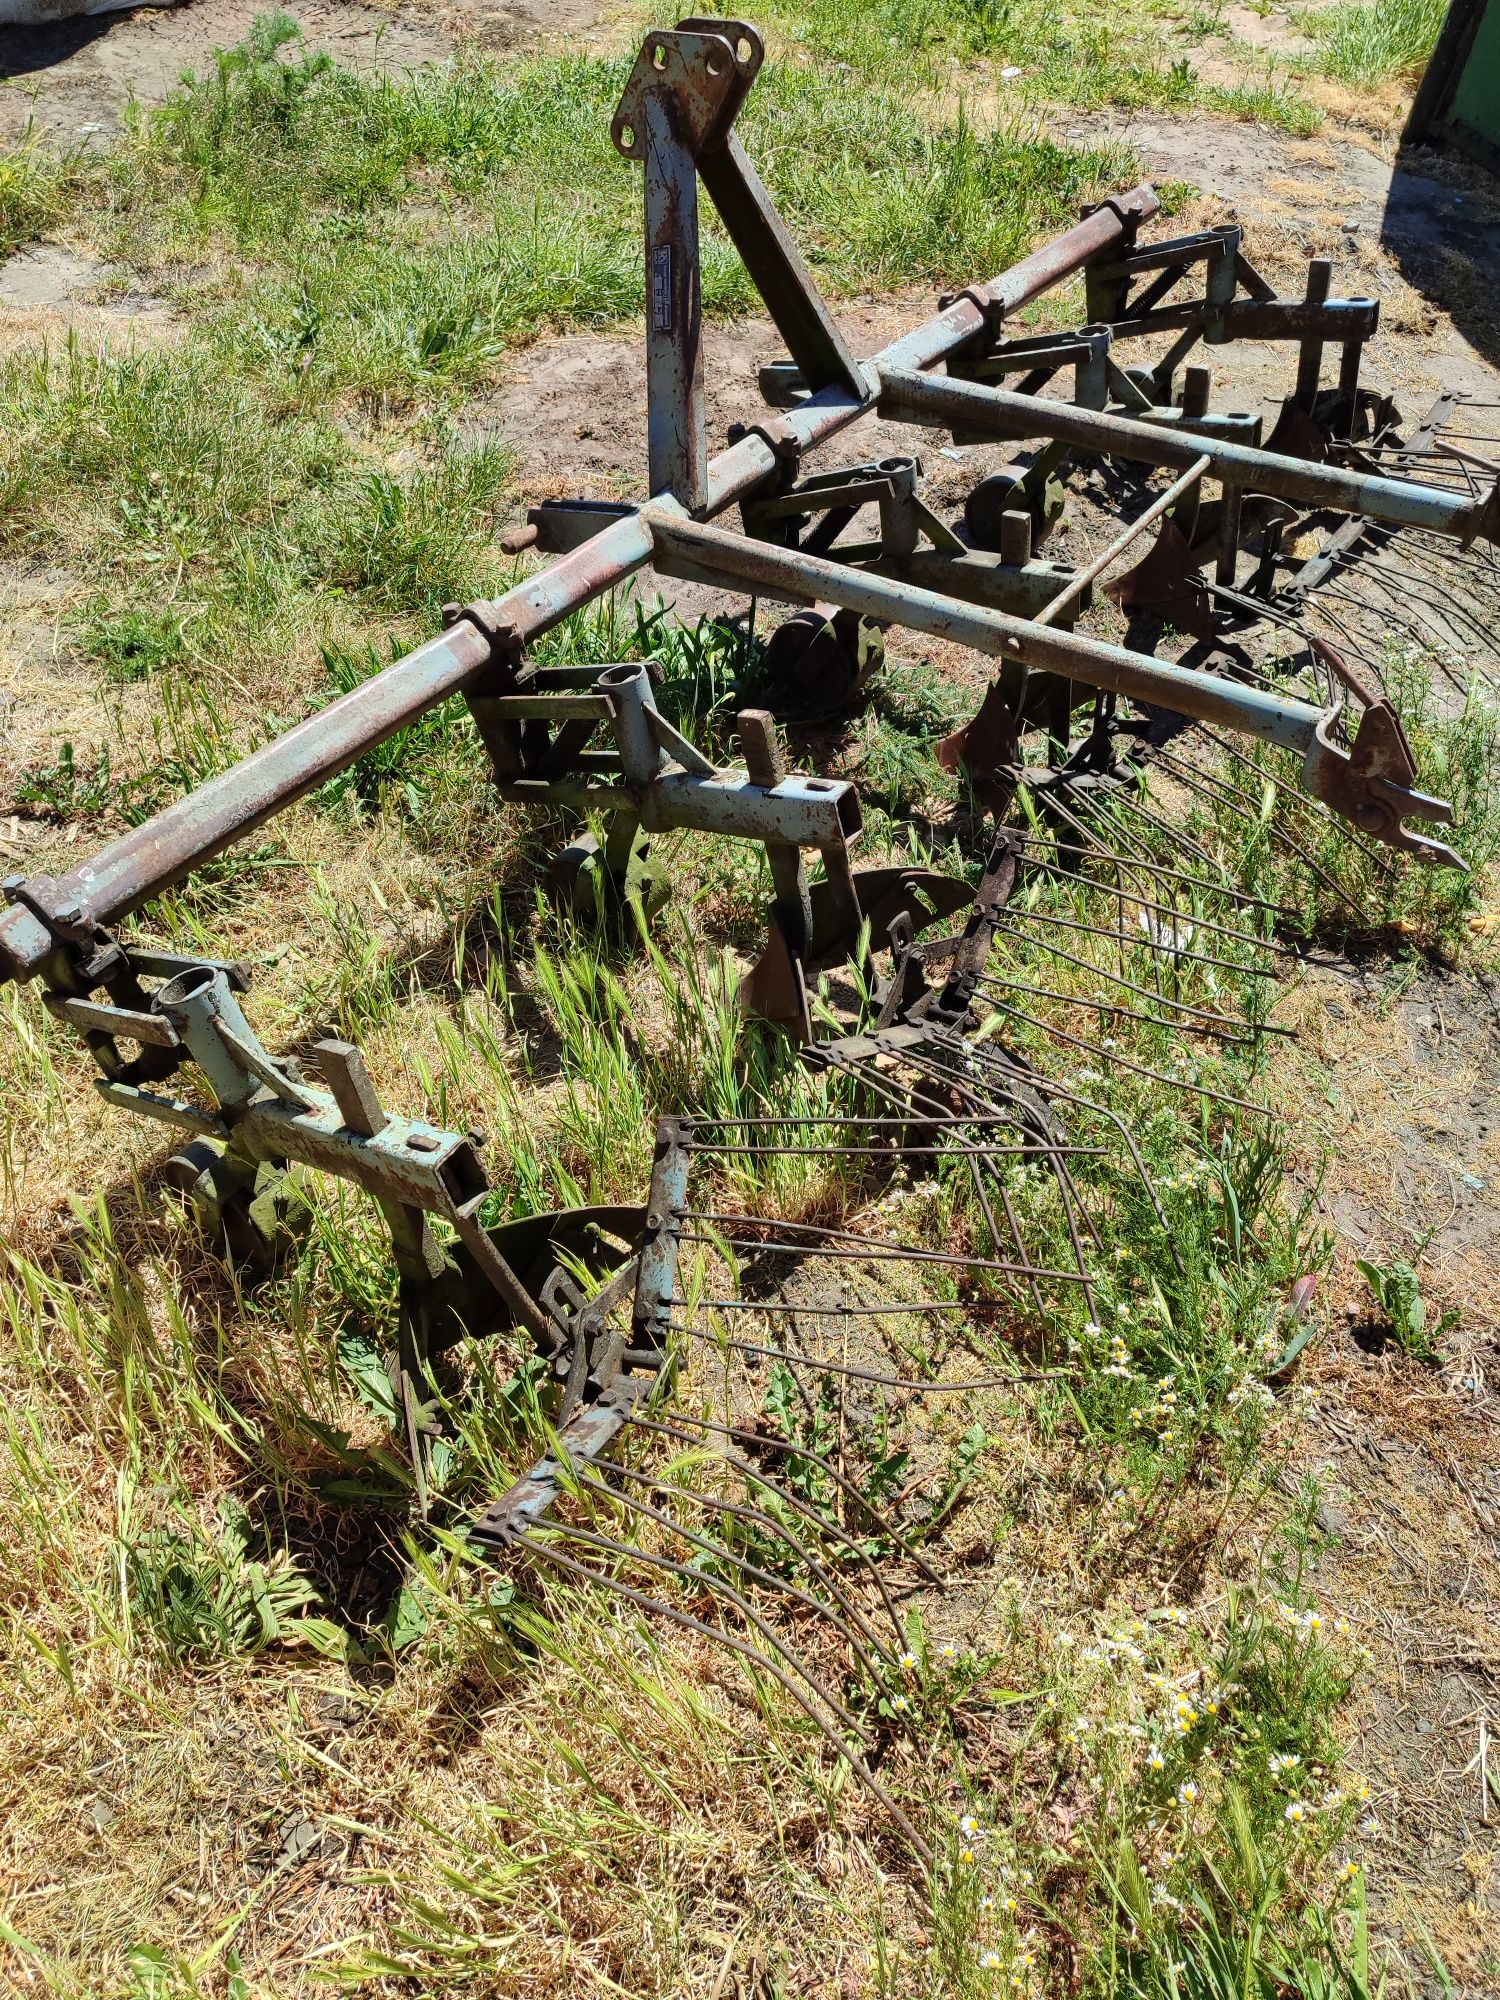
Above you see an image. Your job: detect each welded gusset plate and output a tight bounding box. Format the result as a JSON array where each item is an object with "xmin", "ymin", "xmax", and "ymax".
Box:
[
  {"xmin": 611, "ymin": 19, "xmax": 762, "ymax": 159},
  {"xmin": 1107, "ymin": 517, "xmax": 1215, "ymax": 639},
  {"xmin": 1301, "ymin": 700, "xmax": 1460, "ymax": 865}
]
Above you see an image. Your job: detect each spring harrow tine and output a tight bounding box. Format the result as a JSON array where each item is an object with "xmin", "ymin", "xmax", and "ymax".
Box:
[
  {"xmin": 970, "ymin": 992, "xmax": 1271, "ymax": 1117},
  {"xmin": 623, "ymin": 1422, "xmax": 921, "ymax": 1628},
  {"xmin": 571, "ymin": 1464, "xmax": 899, "ymax": 1685},
  {"xmin": 1184, "ymin": 724, "xmax": 1403, "ymax": 889},
  {"xmin": 508, "ymin": 1533, "xmax": 934, "ymax": 1860},
  {"xmin": 1015, "ymin": 853, "xmax": 1288, "ymax": 958},
  {"xmin": 997, "ymin": 901, "xmax": 1277, "ymax": 981},
  {"xmin": 492, "ymin": 1512, "xmax": 881, "ymax": 1744},
  {"xmin": 1008, "ymin": 828, "xmax": 1289, "ymax": 918}
]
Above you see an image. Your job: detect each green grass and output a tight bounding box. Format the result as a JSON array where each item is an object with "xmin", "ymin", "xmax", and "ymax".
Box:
[
  {"xmin": 83, "ymin": 14, "xmax": 1135, "ymax": 409},
  {"xmin": 1303, "ymin": 0, "xmax": 1448, "ymax": 86},
  {"xmin": 0, "ymin": 334, "xmax": 518, "ymax": 808},
  {"xmin": 0, "ymin": 781, "xmax": 1373, "ymax": 1991},
  {"xmin": 757, "ymin": 0, "xmax": 1324, "ymax": 132},
  {"xmin": 1192, "ymin": 648, "xmax": 1500, "ymax": 957},
  {"xmin": 0, "ymin": 123, "xmax": 86, "ymax": 255},
  {"xmin": 1203, "ymin": 72, "xmax": 1325, "ymax": 136}
]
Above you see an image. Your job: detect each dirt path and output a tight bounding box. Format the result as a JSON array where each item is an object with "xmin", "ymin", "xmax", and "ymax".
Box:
[
  {"xmin": 1053, "ymin": 107, "xmax": 1500, "ymax": 383},
  {"xmin": 0, "ymin": 0, "xmax": 600, "ymax": 143}
]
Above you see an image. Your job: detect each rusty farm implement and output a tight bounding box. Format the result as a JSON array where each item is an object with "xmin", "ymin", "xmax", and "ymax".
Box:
[{"xmin": 2, "ymin": 15, "xmax": 1494, "ymax": 1847}]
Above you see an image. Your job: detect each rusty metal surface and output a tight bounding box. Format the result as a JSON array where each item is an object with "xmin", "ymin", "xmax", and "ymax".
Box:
[
  {"xmin": 646, "ymin": 505, "xmax": 1332, "ymax": 750},
  {"xmin": 876, "ymin": 368, "xmax": 1500, "ymax": 543},
  {"xmin": 468, "ymin": 1377, "xmax": 653, "ymax": 1546},
  {"xmin": 1106, "ymin": 514, "xmax": 1215, "ymax": 639},
  {"xmin": 1033, "ymin": 453, "xmax": 1210, "ymax": 627},
  {"xmin": 699, "ymin": 186, "xmax": 1163, "ymax": 514},
  {"xmin": 643, "ymin": 84, "xmax": 709, "ymax": 507},
  {"xmin": 612, "ymin": 23, "xmax": 761, "ymax": 160}
]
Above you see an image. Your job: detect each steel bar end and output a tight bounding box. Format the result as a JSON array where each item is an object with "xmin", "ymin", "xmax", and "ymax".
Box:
[{"xmin": 0, "ymin": 877, "xmax": 70, "ymax": 988}]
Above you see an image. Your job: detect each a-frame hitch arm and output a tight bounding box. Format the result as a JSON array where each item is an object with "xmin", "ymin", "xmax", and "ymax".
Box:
[{"xmin": 611, "ymin": 17, "xmax": 869, "ymax": 510}]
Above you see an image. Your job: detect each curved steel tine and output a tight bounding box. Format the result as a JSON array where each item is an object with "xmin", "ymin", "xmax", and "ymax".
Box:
[
  {"xmin": 527, "ymin": 1515, "xmax": 876, "ymax": 1745},
  {"xmin": 575, "ymin": 1462, "xmax": 899, "ymax": 1679},
  {"xmin": 1011, "ymin": 832, "xmax": 1289, "ymax": 919},
  {"xmin": 1314, "ymin": 575, "xmax": 1450, "ymax": 655},
  {"xmin": 1020, "ymin": 851, "xmax": 1286, "ymax": 955},
  {"xmin": 678, "ymin": 1209, "xmax": 1099, "ymax": 1276},
  {"xmin": 887, "ymin": 1039, "xmax": 1107, "ymax": 1291},
  {"xmin": 973, "ymin": 989, "xmax": 1271, "ymax": 1116},
  {"xmin": 1188, "ymin": 725, "xmax": 1397, "ymax": 883},
  {"xmin": 967, "ymin": 1139, "xmax": 1046, "ymax": 1320},
  {"xmin": 631, "ymin": 1408, "xmax": 930, "ymax": 1621},
  {"xmin": 1328, "ymin": 542, "xmax": 1499, "ymax": 638},
  {"xmin": 512, "ymin": 1534, "xmax": 934, "ymax": 1864},
  {"xmin": 826, "ymin": 1038, "xmax": 1102, "ymax": 1286},
  {"xmin": 988, "ymin": 924, "xmax": 1285, "ymax": 1036},
  {"xmin": 1165, "ymin": 728, "xmax": 1389, "ymax": 908},
  {"xmin": 640, "ymin": 1408, "xmax": 945, "ymax": 1594},
  {"xmin": 975, "ymin": 968, "xmax": 1258, "ymax": 1047},
  {"xmin": 1037, "ymin": 785, "xmax": 1169, "ymax": 875},
  {"xmin": 949, "ymin": 1033, "xmax": 1186, "ymax": 1276},
  {"xmin": 1152, "ymin": 736, "xmax": 1394, "ymax": 892},
  {"xmin": 660, "ymin": 1303, "xmax": 1077, "ymax": 1356},
  {"xmin": 1090, "ymin": 783, "xmax": 1236, "ymax": 878},
  {"xmin": 1319, "ymin": 553, "xmax": 1499, "ymax": 663},
  {"xmin": 1001, "ymin": 901, "xmax": 1277, "ymax": 981}
]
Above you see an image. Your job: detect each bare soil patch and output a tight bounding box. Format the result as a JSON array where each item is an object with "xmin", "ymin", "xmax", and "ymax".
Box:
[
  {"xmin": 1222, "ymin": 2, "xmax": 1318, "ymax": 60},
  {"xmin": 0, "ymin": 0, "xmax": 602, "ymax": 144}
]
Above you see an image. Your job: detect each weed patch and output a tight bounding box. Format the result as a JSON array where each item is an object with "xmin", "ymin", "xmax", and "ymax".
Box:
[
  {"xmin": 0, "ymin": 124, "xmax": 92, "ymax": 254},
  {"xmin": 1304, "ymin": 0, "xmax": 1447, "ymax": 86}
]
